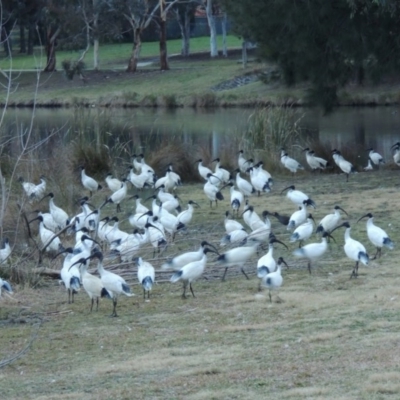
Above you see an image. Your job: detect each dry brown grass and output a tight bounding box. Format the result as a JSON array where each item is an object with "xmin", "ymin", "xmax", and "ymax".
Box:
[{"xmin": 1, "ymin": 166, "xmax": 400, "ymax": 399}]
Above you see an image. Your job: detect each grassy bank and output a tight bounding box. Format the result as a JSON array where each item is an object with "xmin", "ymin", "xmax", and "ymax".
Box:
[
  {"xmin": 1, "ymin": 36, "xmax": 400, "ymax": 108},
  {"xmin": 1, "ymin": 168, "xmax": 400, "ymax": 398}
]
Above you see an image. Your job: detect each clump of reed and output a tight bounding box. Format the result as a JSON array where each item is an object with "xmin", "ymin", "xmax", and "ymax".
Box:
[{"xmin": 238, "ymin": 106, "xmax": 304, "ymax": 173}]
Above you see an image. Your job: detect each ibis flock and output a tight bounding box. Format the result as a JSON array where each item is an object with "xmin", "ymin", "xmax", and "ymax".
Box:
[{"xmin": 0, "ymin": 145, "xmax": 396, "ymax": 314}]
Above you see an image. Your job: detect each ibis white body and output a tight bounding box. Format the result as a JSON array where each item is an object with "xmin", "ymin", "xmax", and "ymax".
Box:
[
  {"xmin": 235, "ymin": 171, "xmax": 254, "ymax": 197},
  {"xmin": 96, "ymin": 253, "xmax": 133, "ymax": 317},
  {"xmin": 248, "ymin": 168, "xmax": 271, "ymax": 195},
  {"xmin": 238, "ymin": 150, "xmax": 249, "ymax": 173},
  {"xmin": 304, "ymin": 149, "xmax": 328, "ymax": 170},
  {"xmin": 128, "ymin": 167, "xmax": 154, "ymax": 190},
  {"xmin": 368, "ymin": 149, "xmax": 385, "ymax": 165},
  {"xmin": 204, "ymin": 175, "xmax": 223, "ymax": 207},
  {"xmin": 228, "ymin": 184, "xmax": 244, "ymax": 214},
  {"xmin": 60, "ymin": 251, "xmax": 81, "ymax": 303},
  {"xmin": 364, "ymin": 159, "xmax": 374, "ymax": 171},
  {"xmin": 47, "ymin": 194, "xmax": 69, "ymax": 230},
  {"xmin": 0, "ymin": 278, "xmax": 13, "ymax": 297},
  {"xmin": 137, "ymin": 257, "xmax": 155, "ymax": 298},
  {"xmin": 213, "ymin": 160, "xmax": 230, "ymax": 183},
  {"xmin": 19, "ymin": 176, "xmax": 46, "ymax": 201},
  {"xmin": 287, "ymin": 204, "xmax": 308, "ymax": 230},
  {"xmin": 293, "ymin": 236, "xmax": 329, "ymax": 273},
  {"xmin": 257, "ymin": 244, "xmax": 277, "ymax": 278},
  {"xmin": 224, "ymin": 211, "xmax": 244, "ymax": 233},
  {"xmin": 217, "ymin": 244, "xmax": 257, "ymax": 280},
  {"xmin": 37, "ymin": 212, "xmax": 58, "ymax": 233},
  {"xmin": 342, "ymin": 225, "xmax": 369, "ymax": 277},
  {"xmin": 393, "ymin": 145, "xmax": 400, "ymax": 166},
  {"xmin": 316, "ymin": 206, "xmax": 345, "ymax": 234},
  {"xmin": 290, "ymin": 216, "xmax": 314, "ymax": 245},
  {"xmin": 177, "ymin": 202, "xmax": 196, "ymax": 226},
  {"xmin": 261, "ymin": 261, "xmax": 283, "ymax": 302},
  {"xmin": 36, "ymin": 218, "xmax": 62, "ymax": 252},
  {"xmin": 332, "ymin": 151, "xmax": 356, "ymax": 180},
  {"xmin": 162, "ymin": 242, "xmax": 210, "ymax": 270},
  {"xmin": 282, "ymin": 186, "xmax": 316, "ymax": 208},
  {"xmin": 242, "ymin": 207, "xmax": 264, "ymax": 231},
  {"xmin": 281, "ymin": 150, "xmax": 304, "ymax": 174},
  {"xmin": 220, "ymin": 228, "xmax": 248, "ymax": 247},
  {"xmin": 0, "ymin": 238, "xmax": 11, "ymax": 264},
  {"xmin": 81, "ymin": 168, "xmax": 102, "ymax": 195},
  {"xmin": 105, "ymin": 173, "xmax": 123, "ymax": 192}
]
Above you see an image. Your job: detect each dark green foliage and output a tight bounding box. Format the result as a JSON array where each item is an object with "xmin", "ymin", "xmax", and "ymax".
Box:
[{"xmin": 222, "ymin": 0, "xmax": 400, "ymax": 111}]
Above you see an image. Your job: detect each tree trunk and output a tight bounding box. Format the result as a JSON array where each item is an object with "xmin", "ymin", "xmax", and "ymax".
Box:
[
  {"xmin": 159, "ymin": 3, "xmax": 169, "ymax": 71},
  {"xmin": 44, "ymin": 26, "xmax": 60, "ymax": 72},
  {"xmin": 93, "ymin": 3, "xmax": 99, "ymax": 70},
  {"xmin": 19, "ymin": 24, "xmax": 26, "ymax": 53},
  {"xmin": 242, "ymin": 40, "xmax": 247, "ymax": 68},
  {"xmin": 221, "ymin": 12, "xmax": 227, "ymax": 57},
  {"xmin": 1, "ymin": 26, "xmax": 12, "ymax": 57},
  {"xmin": 177, "ymin": 9, "xmax": 190, "ymax": 57},
  {"xmin": 27, "ymin": 22, "xmax": 34, "ymax": 55},
  {"xmin": 206, "ymin": 0, "xmax": 218, "ymax": 57},
  {"xmin": 127, "ymin": 28, "xmax": 142, "ymax": 73}
]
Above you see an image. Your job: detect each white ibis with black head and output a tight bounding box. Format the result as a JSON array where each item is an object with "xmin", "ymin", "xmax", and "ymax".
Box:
[
  {"xmin": 105, "ymin": 173, "xmax": 123, "ymax": 193},
  {"xmin": 280, "ymin": 149, "xmax": 304, "ymax": 175},
  {"xmin": 281, "ymin": 185, "xmax": 316, "ymax": 208},
  {"xmin": 0, "ymin": 277, "xmax": 13, "ymax": 298},
  {"xmin": 91, "ymin": 251, "xmax": 133, "ymax": 317},
  {"xmin": 246, "ymin": 167, "xmax": 271, "ymax": 196},
  {"xmin": 287, "ymin": 200, "xmax": 314, "ymax": 230},
  {"xmin": 41, "ymin": 192, "xmax": 70, "ymax": 230},
  {"xmin": 80, "ymin": 167, "xmax": 102, "ymax": 197},
  {"xmin": 316, "ymin": 205, "xmax": 348, "ymax": 235},
  {"xmin": 293, "ymin": 232, "xmax": 334, "ymax": 274},
  {"xmin": 18, "ymin": 175, "xmax": 46, "ymax": 202},
  {"xmin": 302, "ymin": 148, "xmax": 328, "ymax": 171},
  {"xmin": 331, "ymin": 150, "xmax": 356, "ymax": 182},
  {"xmin": 261, "ymin": 257, "xmax": 288, "ymax": 302},
  {"xmin": 357, "ymin": 213, "xmax": 394, "ymax": 260},
  {"xmin": 221, "ymin": 182, "xmax": 244, "ymax": 217},
  {"xmin": 204, "ymin": 173, "xmax": 224, "ymax": 208},
  {"xmin": 331, "ymin": 221, "xmax": 369, "ymax": 278},
  {"xmin": 68, "ymin": 257, "xmax": 111, "ymax": 311},
  {"xmin": 0, "ymin": 238, "xmax": 11, "ymax": 264},
  {"xmin": 290, "ymin": 214, "xmax": 315, "ymax": 248},
  {"xmin": 170, "ymin": 247, "xmax": 217, "ymax": 298},
  {"xmin": 391, "ymin": 142, "xmax": 400, "ymax": 166},
  {"xmin": 136, "ymin": 257, "xmax": 155, "ymax": 299},
  {"xmin": 257, "ymin": 234, "xmax": 288, "ymax": 278},
  {"xmin": 233, "ymin": 169, "xmax": 255, "ymax": 197},
  {"xmin": 367, "ymin": 148, "xmax": 385, "ymax": 166}
]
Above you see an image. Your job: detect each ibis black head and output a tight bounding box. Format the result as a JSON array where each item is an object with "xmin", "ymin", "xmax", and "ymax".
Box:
[
  {"xmin": 29, "ymin": 215, "xmax": 43, "ymax": 224},
  {"xmin": 68, "ymin": 257, "xmax": 88, "ymax": 271},
  {"xmin": 241, "ymin": 205, "xmax": 253, "ymax": 216},
  {"xmin": 188, "ymin": 200, "xmax": 200, "ymax": 207},
  {"xmin": 333, "ymin": 205, "xmax": 348, "ymax": 216},
  {"xmin": 357, "ymin": 213, "xmax": 373, "ymax": 223},
  {"xmin": 194, "ymin": 159, "xmax": 203, "ymax": 164},
  {"xmin": 80, "ymin": 234, "xmax": 99, "ymax": 246},
  {"xmin": 270, "ymin": 235, "xmax": 289, "ymax": 250},
  {"xmin": 391, "ymin": 142, "xmax": 400, "ymax": 149},
  {"xmin": 262, "ymin": 210, "xmax": 270, "ymax": 218},
  {"xmin": 277, "ymin": 257, "xmax": 289, "ymax": 269},
  {"xmin": 302, "ymin": 147, "xmax": 310, "ymax": 152},
  {"xmin": 237, "ymin": 150, "xmax": 244, "ymax": 155},
  {"xmin": 212, "ymin": 158, "xmax": 220, "ymax": 163},
  {"xmin": 322, "ymin": 231, "xmax": 336, "ymax": 243},
  {"xmin": 307, "ymin": 213, "xmax": 315, "ymax": 221},
  {"xmin": 204, "ymin": 247, "xmax": 219, "ymax": 255},
  {"xmin": 331, "ymin": 221, "xmax": 351, "ymax": 234},
  {"xmin": 52, "ymin": 246, "xmax": 74, "ymax": 261},
  {"xmin": 90, "ymin": 250, "xmax": 104, "ymax": 262},
  {"xmin": 280, "ymin": 185, "xmax": 295, "ymax": 195}
]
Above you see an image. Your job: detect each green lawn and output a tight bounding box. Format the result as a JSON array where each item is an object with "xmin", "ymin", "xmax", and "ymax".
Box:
[{"xmin": 0, "ymin": 35, "xmax": 243, "ymax": 71}]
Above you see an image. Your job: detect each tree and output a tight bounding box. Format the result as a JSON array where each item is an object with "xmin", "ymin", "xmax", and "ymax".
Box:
[
  {"xmin": 172, "ymin": 0, "xmax": 198, "ymax": 57},
  {"xmin": 222, "ymin": 0, "xmax": 400, "ymax": 110},
  {"xmin": 205, "ymin": 0, "xmax": 217, "ymax": 57}
]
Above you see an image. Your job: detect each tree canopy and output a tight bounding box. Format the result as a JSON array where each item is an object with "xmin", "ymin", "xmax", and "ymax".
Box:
[{"xmin": 222, "ymin": 0, "xmax": 400, "ymax": 110}]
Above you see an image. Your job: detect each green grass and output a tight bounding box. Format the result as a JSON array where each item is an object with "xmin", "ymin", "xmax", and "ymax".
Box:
[
  {"xmin": 0, "ymin": 35, "xmax": 243, "ymax": 71},
  {"xmin": 1, "ymin": 166, "xmax": 400, "ymax": 399}
]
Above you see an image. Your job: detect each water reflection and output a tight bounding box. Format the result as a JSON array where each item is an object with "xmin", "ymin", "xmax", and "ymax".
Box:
[{"xmin": 1, "ymin": 107, "xmax": 400, "ymax": 160}]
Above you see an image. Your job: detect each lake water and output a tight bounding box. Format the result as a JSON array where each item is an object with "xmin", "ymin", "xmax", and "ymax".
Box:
[{"xmin": 2, "ymin": 106, "xmax": 400, "ymax": 160}]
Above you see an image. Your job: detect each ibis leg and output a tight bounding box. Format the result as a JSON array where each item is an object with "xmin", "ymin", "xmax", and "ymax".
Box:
[
  {"xmin": 189, "ymin": 283, "xmax": 196, "ymax": 298},
  {"xmin": 269, "ymin": 290, "xmax": 272, "ymax": 303},
  {"xmin": 221, "ymin": 267, "xmax": 228, "ymax": 281},
  {"xmin": 68, "ymin": 289, "xmax": 71, "ymax": 304},
  {"xmin": 110, "ymin": 298, "xmax": 118, "ymax": 317},
  {"xmin": 350, "ymin": 262, "xmax": 359, "ymax": 279},
  {"xmin": 90, "ymin": 298, "xmax": 94, "ymax": 312},
  {"xmin": 308, "ymin": 261, "xmax": 312, "ymax": 275},
  {"xmin": 182, "ymin": 281, "xmax": 188, "ymax": 299},
  {"xmin": 241, "ymin": 267, "xmax": 249, "ymax": 280},
  {"xmin": 96, "ymin": 297, "xmax": 99, "ymax": 311}
]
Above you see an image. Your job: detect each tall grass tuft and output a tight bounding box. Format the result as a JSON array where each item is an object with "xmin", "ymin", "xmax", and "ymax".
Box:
[{"xmin": 239, "ymin": 106, "xmax": 304, "ymax": 173}]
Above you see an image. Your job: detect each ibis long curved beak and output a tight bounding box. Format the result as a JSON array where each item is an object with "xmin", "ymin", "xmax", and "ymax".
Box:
[
  {"xmin": 52, "ymin": 247, "xmax": 73, "ymax": 261},
  {"xmin": 39, "ymin": 193, "xmax": 51, "ymax": 202},
  {"xmin": 278, "ymin": 257, "xmax": 289, "ymax": 269},
  {"xmin": 330, "ymin": 222, "xmax": 348, "ymax": 234},
  {"xmin": 280, "ymin": 186, "xmax": 293, "ymax": 195},
  {"xmin": 336, "ymin": 206, "xmax": 348, "ymax": 217},
  {"xmin": 28, "ymin": 216, "xmax": 40, "ymax": 224},
  {"xmin": 68, "ymin": 257, "xmax": 89, "ymax": 272},
  {"xmin": 270, "ymin": 237, "xmax": 289, "ymax": 250},
  {"xmin": 356, "ymin": 213, "xmax": 370, "ymax": 224},
  {"xmin": 202, "ymin": 241, "xmax": 219, "ymax": 254}
]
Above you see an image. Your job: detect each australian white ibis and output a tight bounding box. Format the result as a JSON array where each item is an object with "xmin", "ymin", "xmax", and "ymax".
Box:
[
  {"xmin": 290, "ymin": 214, "xmax": 315, "ymax": 247},
  {"xmin": 316, "ymin": 205, "xmax": 348, "ymax": 235},
  {"xmin": 281, "ymin": 185, "xmax": 316, "ymax": 208},
  {"xmin": 137, "ymin": 257, "xmax": 155, "ymax": 299},
  {"xmin": 303, "ymin": 148, "xmax": 329, "ymax": 171},
  {"xmin": 261, "ymin": 257, "xmax": 288, "ymax": 302},
  {"xmin": 331, "ymin": 150, "xmax": 356, "ymax": 182},
  {"xmin": 280, "ymin": 149, "xmax": 304, "ymax": 175},
  {"xmin": 80, "ymin": 167, "xmax": 102, "ymax": 197},
  {"xmin": 357, "ymin": 213, "xmax": 394, "ymax": 259}
]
